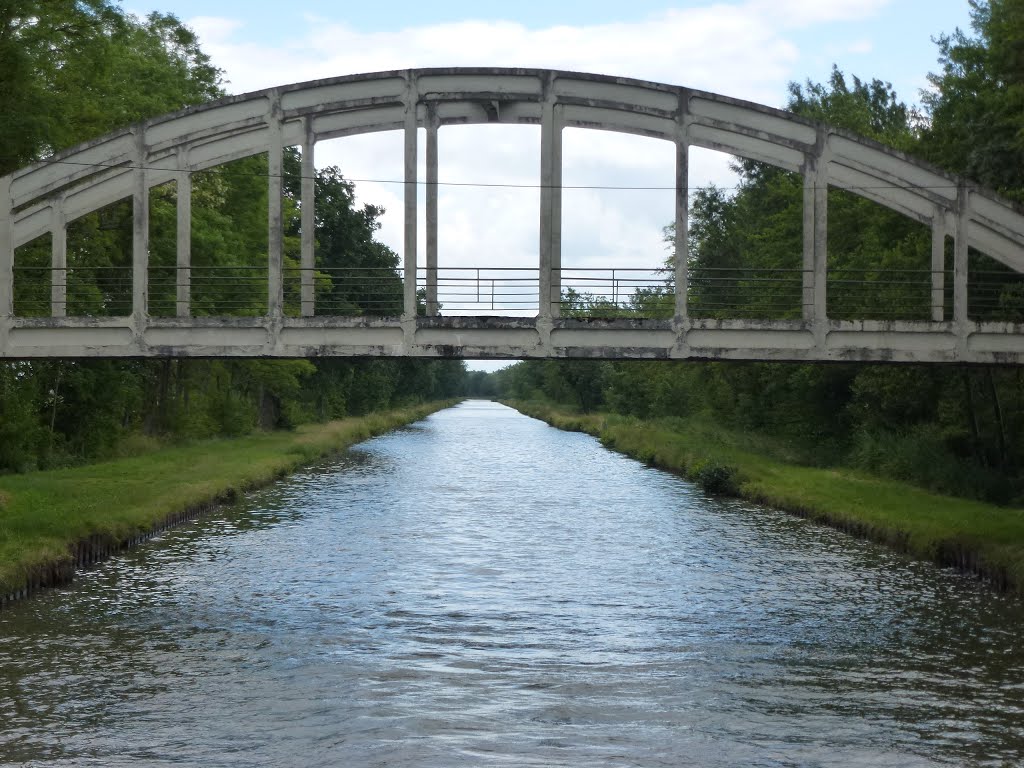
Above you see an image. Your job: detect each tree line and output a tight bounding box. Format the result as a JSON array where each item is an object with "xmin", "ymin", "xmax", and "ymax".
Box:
[
  {"xmin": 494, "ymin": 0, "xmax": 1024, "ymax": 505},
  {"xmin": 0, "ymin": 1, "xmax": 469, "ymax": 473}
]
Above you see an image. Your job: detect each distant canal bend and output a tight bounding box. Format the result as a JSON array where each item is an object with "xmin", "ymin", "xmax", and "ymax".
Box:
[{"xmin": 1, "ymin": 400, "xmax": 1022, "ymax": 767}]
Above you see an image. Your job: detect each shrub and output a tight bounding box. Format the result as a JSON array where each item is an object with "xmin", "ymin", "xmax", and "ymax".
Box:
[{"xmin": 693, "ymin": 460, "xmax": 740, "ymax": 495}]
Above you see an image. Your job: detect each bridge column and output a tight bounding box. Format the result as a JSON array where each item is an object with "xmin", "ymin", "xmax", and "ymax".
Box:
[
  {"xmin": 539, "ymin": 96, "xmax": 563, "ymax": 319},
  {"xmin": 425, "ymin": 105, "xmax": 439, "ymax": 316},
  {"xmin": 0, "ymin": 177, "xmax": 11, "ymax": 331},
  {"xmin": 802, "ymin": 146, "xmax": 828, "ymax": 324},
  {"xmin": 133, "ymin": 133, "xmax": 149, "ymax": 321},
  {"xmin": 674, "ymin": 134, "xmax": 689, "ymax": 319},
  {"xmin": 176, "ymin": 147, "xmax": 191, "ymax": 318},
  {"xmin": 267, "ymin": 97, "xmax": 285, "ymax": 320},
  {"xmin": 954, "ymin": 186, "xmax": 970, "ymax": 326},
  {"xmin": 51, "ymin": 202, "xmax": 67, "ymax": 318},
  {"xmin": 301, "ymin": 119, "xmax": 316, "ymax": 317},
  {"xmin": 931, "ymin": 210, "xmax": 945, "ymax": 323},
  {"xmin": 403, "ymin": 81, "xmax": 419, "ymax": 320}
]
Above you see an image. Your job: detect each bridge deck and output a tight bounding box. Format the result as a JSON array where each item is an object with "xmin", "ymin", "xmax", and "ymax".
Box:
[{"xmin": 3, "ymin": 314, "xmax": 1023, "ymax": 363}]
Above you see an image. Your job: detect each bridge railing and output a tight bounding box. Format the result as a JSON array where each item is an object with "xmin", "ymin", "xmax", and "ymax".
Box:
[
  {"xmin": 827, "ymin": 267, "xmax": 942, "ymax": 322},
  {"xmin": 13, "ymin": 264, "xmax": 133, "ymax": 317},
  {"xmin": 557, "ymin": 268, "xmax": 673, "ymax": 318},
  {"xmin": 150, "ymin": 264, "xmax": 269, "ymax": 317},
  {"xmin": 970, "ymin": 268, "xmax": 1024, "ymax": 323},
  {"xmin": 10, "ymin": 261, "xmax": 1024, "ymax": 323},
  {"xmin": 283, "ymin": 267, "xmax": 405, "ymax": 316},
  {"xmin": 687, "ymin": 266, "xmax": 807, "ymax": 319},
  {"xmin": 419, "ymin": 267, "xmax": 540, "ymax": 315}
]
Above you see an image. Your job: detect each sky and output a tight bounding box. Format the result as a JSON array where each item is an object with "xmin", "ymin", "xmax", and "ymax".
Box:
[{"xmin": 128, "ymin": 0, "xmax": 977, "ymax": 370}]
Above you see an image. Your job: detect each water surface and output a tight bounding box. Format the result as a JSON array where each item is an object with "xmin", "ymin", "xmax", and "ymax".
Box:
[{"xmin": 2, "ymin": 401, "xmax": 1022, "ymax": 766}]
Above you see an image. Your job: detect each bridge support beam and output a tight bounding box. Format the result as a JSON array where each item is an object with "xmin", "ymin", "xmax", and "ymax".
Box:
[
  {"xmin": 301, "ymin": 120, "xmax": 316, "ymax": 317},
  {"xmin": 954, "ymin": 186, "xmax": 970, "ymax": 326},
  {"xmin": 802, "ymin": 148, "xmax": 828, "ymax": 326},
  {"xmin": 267, "ymin": 98, "xmax": 285, "ymax": 320},
  {"xmin": 931, "ymin": 211, "xmax": 945, "ymax": 323},
  {"xmin": 403, "ymin": 81, "xmax": 419, "ymax": 320},
  {"xmin": 0, "ymin": 178, "xmax": 11, "ymax": 331},
  {"xmin": 51, "ymin": 202, "xmax": 67, "ymax": 318},
  {"xmin": 176, "ymin": 147, "xmax": 191, "ymax": 318},
  {"xmin": 539, "ymin": 95, "xmax": 563, "ymax": 319},
  {"xmin": 674, "ymin": 134, "xmax": 689, "ymax": 320},
  {"xmin": 426, "ymin": 106, "xmax": 439, "ymax": 317},
  {"xmin": 133, "ymin": 134, "xmax": 150, "ymax": 322}
]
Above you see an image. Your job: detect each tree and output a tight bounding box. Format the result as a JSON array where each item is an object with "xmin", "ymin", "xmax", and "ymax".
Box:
[{"xmin": 924, "ymin": 0, "xmax": 1024, "ymax": 200}]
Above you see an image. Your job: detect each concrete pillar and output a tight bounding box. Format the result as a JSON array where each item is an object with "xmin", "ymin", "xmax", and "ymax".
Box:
[
  {"xmin": 802, "ymin": 168, "xmax": 815, "ymax": 321},
  {"xmin": 403, "ymin": 82, "xmax": 419, "ymax": 320},
  {"xmin": 133, "ymin": 133, "xmax": 149, "ymax": 320},
  {"xmin": 425, "ymin": 105, "xmax": 439, "ymax": 316},
  {"xmin": 674, "ymin": 136, "xmax": 689, "ymax": 319},
  {"xmin": 0, "ymin": 177, "xmax": 12, "ymax": 323},
  {"xmin": 539, "ymin": 96, "xmax": 563, "ymax": 319},
  {"xmin": 813, "ymin": 165, "xmax": 828, "ymax": 321},
  {"xmin": 802, "ymin": 151, "xmax": 828, "ymax": 323},
  {"xmin": 954, "ymin": 186, "xmax": 970, "ymax": 325},
  {"xmin": 931, "ymin": 210, "xmax": 945, "ymax": 323},
  {"xmin": 301, "ymin": 119, "xmax": 316, "ymax": 317},
  {"xmin": 267, "ymin": 97, "xmax": 284, "ymax": 319},
  {"xmin": 51, "ymin": 202, "xmax": 67, "ymax": 318},
  {"xmin": 176, "ymin": 147, "xmax": 191, "ymax": 317}
]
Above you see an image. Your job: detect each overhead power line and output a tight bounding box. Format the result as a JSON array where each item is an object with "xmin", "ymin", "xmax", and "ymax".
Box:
[{"xmin": 4, "ymin": 155, "xmax": 970, "ymax": 195}]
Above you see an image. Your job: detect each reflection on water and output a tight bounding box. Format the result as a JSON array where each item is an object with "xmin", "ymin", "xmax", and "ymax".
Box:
[{"xmin": 1, "ymin": 401, "xmax": 1023, "ymax": 766}]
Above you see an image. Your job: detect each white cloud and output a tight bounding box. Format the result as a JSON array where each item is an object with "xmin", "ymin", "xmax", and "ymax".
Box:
[{"xmin": 744, "ymin": 0, "xmax": 891, "ymax": 27}]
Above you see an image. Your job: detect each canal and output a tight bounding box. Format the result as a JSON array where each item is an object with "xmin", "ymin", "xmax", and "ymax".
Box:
[{"xmin": 1, "ymin": 400, "xmax": 1022, "ymax": 766}]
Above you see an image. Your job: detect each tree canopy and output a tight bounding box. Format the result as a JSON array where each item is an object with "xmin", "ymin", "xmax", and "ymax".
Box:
[
  {"xmin": 495, "ymin": 1, "xmax": 1024, "ymax": 505},
  {"xmin": 0, "ymin": 2, "xmax": 468, "ymax": 473}
]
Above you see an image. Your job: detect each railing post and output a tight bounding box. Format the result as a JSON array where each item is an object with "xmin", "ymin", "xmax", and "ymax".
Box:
[
  {"xmin": 51, "ymin": 201, "xmax": 67, "ymax": 318},
  {"xmin": 674, "ymin": 130, "xmax": 689, "ymax": 320},
  {"xmin": 931, "ymin": 208, "xmax": 945, "ymax": 323},
  {"xmin": 301, "ymin": 118, "xmax": 316, "ymax": 317},
  {"xmin": 539, "ymin": 88, "xmax": 563, "ymax": 319},
  {"xmin": 176, "ymin": 146, "xmax": 191, "ymax": 318},
  {"xmin": 426, "ymin": 104, "xmax": 439, "ymax": 316},
  {"xmin": 954, "ymin": 185, "xmax": 970, "ymax": 326},
  {"xmin": 0, "ymin": 177, "xmax": 11, "ymax": 348},
  {"xmin": 267, "ymin": 94, "xmax": 284, "ymax": 319},
  {"xmin": 133, "ymin": 130, "xmax": 149, "ymax": 322},
  {"xmin": 403, "ymin": 78, "xmax": 419, "ymax": 320}
]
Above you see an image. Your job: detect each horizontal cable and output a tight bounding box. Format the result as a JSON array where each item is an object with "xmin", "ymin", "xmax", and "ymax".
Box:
[{"xmin": 5, "ymin": 155, "xmax": 975, "ymax": 194}]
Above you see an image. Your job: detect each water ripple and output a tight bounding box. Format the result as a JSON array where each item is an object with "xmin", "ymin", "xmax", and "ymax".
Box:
[{"xmin": 1, "ymin": 400, "xmax": 1023, "ymax": 767}]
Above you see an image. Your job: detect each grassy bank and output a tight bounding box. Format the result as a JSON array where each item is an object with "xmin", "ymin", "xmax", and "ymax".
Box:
[
  {"xmin": 0, "ymin": 401, "xmax": 456, "ymax": 600},
  {"xmin": 507, "ymin": 400, "xmax": 1024, "ymax": 594}
]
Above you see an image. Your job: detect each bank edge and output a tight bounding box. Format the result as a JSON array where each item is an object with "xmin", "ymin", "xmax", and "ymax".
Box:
[
  {"xmin": 506, "ymin": 400, "xmax": 1024, "ymax": 595},
  {"xmin": 0, "ymin": 401, "xmax": 460, "ymax": 609}
]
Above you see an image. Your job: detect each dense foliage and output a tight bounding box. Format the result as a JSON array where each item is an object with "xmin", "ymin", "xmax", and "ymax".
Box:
[
  {"xmin": 494, "ymin": 1, "xmax": 1024, "ymax": 505},
  {"xmin": 0, "ymin": 2, "xmax": 468, "ymax": 472}
]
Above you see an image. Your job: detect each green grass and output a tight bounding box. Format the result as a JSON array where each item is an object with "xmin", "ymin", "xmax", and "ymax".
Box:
[
  {"xmin": 507, "ymin": 400, "xmax": 1024, "ymax": 593},
  {"xmin": 0, "ymin": 402, "xmax": 457, "ymax": 597}
]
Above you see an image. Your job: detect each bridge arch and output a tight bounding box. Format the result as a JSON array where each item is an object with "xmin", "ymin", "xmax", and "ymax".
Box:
[{"xmin": 2, "ymin": 67, "xmax": 1023, "ymax": 362}]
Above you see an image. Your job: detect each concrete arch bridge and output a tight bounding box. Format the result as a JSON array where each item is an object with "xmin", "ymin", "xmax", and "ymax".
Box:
[{"xmin": 2, "ymin": 67, "xmax": 1024, "ymax": 363}]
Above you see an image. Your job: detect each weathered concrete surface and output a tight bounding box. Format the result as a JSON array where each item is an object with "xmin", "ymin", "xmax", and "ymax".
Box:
[
  {"xmin": 2, "ymin": 67, "xmax": 1024, "ymax": 363},
  {"xmin": 3, "ymin": 315, "xmax": 1024, "ymax": 363}
]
